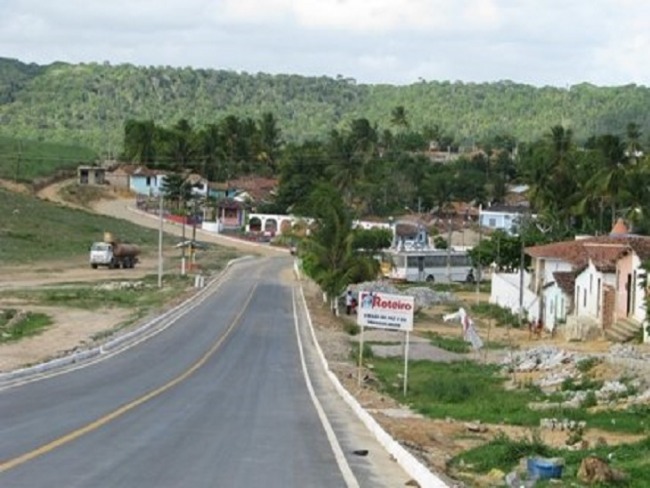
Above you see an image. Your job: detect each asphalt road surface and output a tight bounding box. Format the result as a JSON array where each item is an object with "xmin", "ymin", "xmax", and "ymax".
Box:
[{"xmin": 0, "ymin": 257, "xmax": 411, "ymax": 487}]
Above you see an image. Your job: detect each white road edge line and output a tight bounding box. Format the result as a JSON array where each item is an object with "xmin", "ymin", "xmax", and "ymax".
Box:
[
  {"xmin": 293, "ymin": 261, "xmax": 450, "ymax": 488},
  {"xmin": 292, "ymin": 287, "xmax": 360, "ymax": 488}
]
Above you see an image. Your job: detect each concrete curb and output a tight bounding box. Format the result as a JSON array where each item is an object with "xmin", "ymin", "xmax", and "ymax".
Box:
[
  {"xmin": 293, "ymin": 260, "xmax": 449, "ymax": 488},
  {"xmin": 0, "ymin": 256, "xmax": 251, "ymax": 385}
]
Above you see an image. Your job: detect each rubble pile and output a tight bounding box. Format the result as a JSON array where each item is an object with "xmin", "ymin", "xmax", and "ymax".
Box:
[
  {"xmin": 609, "ymin": 343, "xmax": 650, "ymax": 361},
  {"xmin": 539, "ymin": 418, "xmax": 587, "ymax": 431},
  {"xmin": 349, "ymin": 282, "xmax": 455, "ymax": 309},
  {"xmin": 94, "ymin": 281, "xmax": 147, "ymax": 291},
  {"xmin": 503, "ymin": 346, "xmax": 578, "ymax": 373},
  {"xmin": 404, "ymin": 286, "xmax": 455, "ymax": 309}
]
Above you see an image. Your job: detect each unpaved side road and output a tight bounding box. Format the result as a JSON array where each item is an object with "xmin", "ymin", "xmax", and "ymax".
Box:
[{"xmin": 93, "ymin": 198, "xmax": 286, "ymax": 257}]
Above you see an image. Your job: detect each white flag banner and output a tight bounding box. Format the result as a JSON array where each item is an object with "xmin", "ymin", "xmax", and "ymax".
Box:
[{"xmin": 443, "ymin": 307, "xmax": 483, "ymax": 350}]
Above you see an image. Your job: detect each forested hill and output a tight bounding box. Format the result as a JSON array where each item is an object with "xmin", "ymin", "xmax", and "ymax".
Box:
[{"xmin": 1, "ymin": 57, "xmax": 649, "ymax": 153}]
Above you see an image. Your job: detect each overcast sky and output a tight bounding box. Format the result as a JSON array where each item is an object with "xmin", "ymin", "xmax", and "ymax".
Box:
[{"xmin": 1, "ymin": 0, "xmax": 649, "ymax": 87}]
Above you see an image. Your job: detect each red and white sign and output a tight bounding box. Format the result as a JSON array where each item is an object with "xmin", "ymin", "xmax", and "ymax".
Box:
[{"xmin": 357, "ymin": 291, "xmax": 414, "ymax": 331}]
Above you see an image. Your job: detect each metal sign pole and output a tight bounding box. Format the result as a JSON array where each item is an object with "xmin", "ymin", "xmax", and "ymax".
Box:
[
  {"xmin": 357, "ymin": 324, "xmax": 365, "ymax": 388},
  {"xmin": 403, "ymin": 330, "xmax": 410, "ymax": 396},
  {"xmin": 157, "ymin": 193, "xmax": 163, "ymax": 288}
]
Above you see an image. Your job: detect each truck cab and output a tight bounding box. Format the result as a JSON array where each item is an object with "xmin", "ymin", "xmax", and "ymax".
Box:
[{"xmin": 90, "ymin": 242, "xmax": 114, "ymax": 268}]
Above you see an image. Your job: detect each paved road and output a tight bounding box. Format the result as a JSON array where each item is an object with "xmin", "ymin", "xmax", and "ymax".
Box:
[{"xmin": 0, "ymin": 257, "xmax": 411, "ymax": 487}]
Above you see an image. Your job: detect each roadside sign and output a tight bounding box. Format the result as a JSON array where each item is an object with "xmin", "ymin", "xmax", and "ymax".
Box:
[
  {"xmin": 355, "ymin": 291, "xmax": 415, "ymax": 396},
  {"xmin": 356, "ymin": 291, "xmax": 414, "ymax": 331}
]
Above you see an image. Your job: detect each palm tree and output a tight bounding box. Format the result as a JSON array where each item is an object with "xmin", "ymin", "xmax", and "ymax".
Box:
[
  {"xmin": 300, "ymin": 184, "xmax": 378, "ymax": 314},
  {"xmin": 390, "ymin": 105, "xmax": 409, "ymax": 130},
  {"xmin": 584, "ymin": 134, "xmax": 629, "ymax": 227},
  {"xmin": 123, "ymin": 119, "xmax": 157, "ymax": 164}
]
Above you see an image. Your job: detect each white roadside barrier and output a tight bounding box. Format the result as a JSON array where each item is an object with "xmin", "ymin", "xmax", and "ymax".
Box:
[{"xmin": 293, "ymin": 260, "xmax": 449, "ymax": 488}]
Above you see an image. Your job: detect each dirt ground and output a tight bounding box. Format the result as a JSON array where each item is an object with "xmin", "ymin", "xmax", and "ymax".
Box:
[{"xmin": 0, "ymin": 182, "xmax": 646, "ymax": 486}]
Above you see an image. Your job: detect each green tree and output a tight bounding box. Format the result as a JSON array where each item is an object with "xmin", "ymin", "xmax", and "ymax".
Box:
[
  {"xmin": 161, "ymin": 172, "xmax": 193, "ymax": 212},
  {"xmin": 123, "ymin": 119, "xmax": 157, "ymax": 164},
  {"xmin": 390, "ymin": 105, "xmax": 409, "ymax": 130},
  {"xmin": 301, "ymin": 184, "xmax": 379, "ymax": 314}
]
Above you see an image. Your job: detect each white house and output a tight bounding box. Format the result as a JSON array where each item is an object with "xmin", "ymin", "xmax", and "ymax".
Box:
[
  {"xmin": 479, "ymin": 204, "xmax": 532, "ymax": 235},
  {"xmin": 490, "ymin": 219, "xmax": 650, "ymax": 342}
]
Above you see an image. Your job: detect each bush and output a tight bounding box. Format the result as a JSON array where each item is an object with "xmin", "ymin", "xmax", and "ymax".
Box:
[{"xmin": 470, "ymin": 302, "xmax": 522, "ymax": 328}]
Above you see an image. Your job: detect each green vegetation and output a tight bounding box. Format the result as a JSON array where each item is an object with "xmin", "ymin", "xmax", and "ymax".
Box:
[
  {"xmin": 0, "ymin": 187, "xmax": 173, "ymax": 264},
  {"xmin": 470, "ymin": 302, "xmax": 523, "ymax": 328},
  {"xmin": 1, "ymin": 58, "xmax": 650, "ymax": 153},
  {"xmin": 0, "ymin": 274, "xmax": 192, "ymax": 312},
  {"xmin": 423, "ymin": 331, "xmax": 471, "ymax": 353},
  {"xmin": 370, "ymin": 357, "xmax": 648, "ymax": 435},
  {"xmin": 0, "ymin": 309, "xmax": 53, "ymax": 343},
  {"xmin": 451, "ymin": 433, "xmax": 650, "ymax": 487},
  {"xmin": 0, "ymin": 135, "xmax": 97, "ymax": 183}
]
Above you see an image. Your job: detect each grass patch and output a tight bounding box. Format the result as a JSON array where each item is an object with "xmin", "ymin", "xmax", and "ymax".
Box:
[
  {"xmin": 470, "ymin": 302, "xmax": 522, "ymax": 328},
  {"xmin": 451, "ymin": 433, "xmax": 650, "ymax": 487},
  {"xmin": 0, "ymin": 187, "xmax": 242, "ymax": 266},
  {"xmin": 0, "ymin": 188, "xmax": 178, "ymax": 264},
  {"xmin": 422, "ymin": 331, "xmax": 471, "ymax": 353},
  {"xmin": 370, "ymin": 356, "xmax": 650, "ymax": 435},
  {"xmin": 0, "ymin": 135, "xmax": 97, "ymax": 182},
  {"xmin": 451, "ymin": 431, "xmax": 553, "ymax": 474},
  {"xmin": 350, "ymin": 341, "xmax": 374, "ymax": 360},
  {"xmin": 0, "ymin": 274, "xmax": 194, "ymax": 314},
  {"xmin": 0, "ymin": 309, "xmax": 53, "ymax": 342}
]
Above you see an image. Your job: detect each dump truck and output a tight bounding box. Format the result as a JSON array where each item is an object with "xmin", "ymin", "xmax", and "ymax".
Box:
[{"xmin": 89, "ymin": 232, "xmax": 140, "ymax": 269}]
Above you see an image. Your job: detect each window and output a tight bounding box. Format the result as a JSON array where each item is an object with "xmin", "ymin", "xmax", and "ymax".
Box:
[
  {"xmin": 450, "ymin": 255, "xmax": 470, "ymax": 267},
  {"xmin": 488, "ymin": 218, "xmax": 497, "ymax": 228},
  {"xmin": 583, "ymin": 289, "xmax": 587, "ymax": 308},
  {"xmin": 424, "ymin": 255, "xmax": 446, "ymax": 267}
]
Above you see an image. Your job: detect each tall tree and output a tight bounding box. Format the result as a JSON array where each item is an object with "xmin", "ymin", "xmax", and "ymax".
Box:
[
  {"xmin": 123, "ymin": 119, "xmax": 157, "ymax": 164},
  {"xmin": 301, "ymin": 184, "xmax": 379, "ymax": 314},
  {"xmin": 257, "ymin": 112, "xmax": 282, "ymax": 175},
  {"xmin": 165, "ymin": 118, "xmax": 197, "ymax": 171},
  {"xmin": 390, "ymin": 105, "xmax": 409, "ymax": 130}
]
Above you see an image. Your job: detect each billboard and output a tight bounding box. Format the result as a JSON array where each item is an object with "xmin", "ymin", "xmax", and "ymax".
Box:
[{"xmin": 357, "ymin": 291, "xmax": 414, "ymax": 331}]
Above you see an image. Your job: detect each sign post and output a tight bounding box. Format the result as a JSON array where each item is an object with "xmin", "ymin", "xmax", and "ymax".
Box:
[{"xmin": 356, "ymin": 291, "xmax": 415, "ymax": 394}]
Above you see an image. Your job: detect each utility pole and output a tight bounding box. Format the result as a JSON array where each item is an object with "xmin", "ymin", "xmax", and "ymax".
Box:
[
  {"xmin": 446, "ymin": 218, "xmax": 452, "ymax": 282},
  {"xmin": 15, "ymin": 140, "xmax": 22, "ymax": 182},
  {"xmin": 181, "ymin": 197, "xmax": 187, "ymax": 276},
  {"xmin": 476, "ymin": 204, "xmax": 482, "ymax": 303},
  {"xmin": 518, "ymin": 214, "xmax": 527, "ymax": 327},
  {"xmin": 158, "ymin": 192, "xmax": 164, "ymax": 288}
]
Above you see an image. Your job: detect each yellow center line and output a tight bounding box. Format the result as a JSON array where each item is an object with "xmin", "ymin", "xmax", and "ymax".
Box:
[{"xmin": 0, "ymin": 283, "xmax": 258, "ymax": 474}]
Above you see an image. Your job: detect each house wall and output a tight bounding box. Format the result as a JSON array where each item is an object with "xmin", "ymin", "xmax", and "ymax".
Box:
[
  {"xmin": 129, "ymin": 174, "xmax": 166, "ymax": 196},
  {"xmin": 490, "ymin": 272, "xmax": 539, "ymax": 323},
  {"xmin": 615, "ymin": 252, "xmax": 646, "ymax": 323},
  {"xmin": 105, "ymin": 172, "xmax": 129, "ymax": 189},
  {"xmin": 543, "ymin": 285, "xmax": 569, "ymax": 332},
  {"xmin": 478, "ymin": 211, "xmax": 521, "ymax": 235},
  {"xmin": 574, "ymin": 261, "xmax": 615, "ymax": 326}
]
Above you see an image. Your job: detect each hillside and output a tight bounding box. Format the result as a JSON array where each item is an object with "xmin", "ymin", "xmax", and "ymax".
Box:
[
  {"xmin": 0, "ymin": 187, "xmax": 163, "ymax": 265},
  {"xmin": 0, "ymin": 135, "xmax": 97, "ymax": 184},
  {"xmin": 1, "ymin": 57, "xmax": 649, "ymax": 153}
]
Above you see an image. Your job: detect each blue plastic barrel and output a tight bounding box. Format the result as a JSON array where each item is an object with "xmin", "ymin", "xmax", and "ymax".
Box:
[{"xmin": 527, "ymin": 457, "xmax": 564, "ymax": 480}]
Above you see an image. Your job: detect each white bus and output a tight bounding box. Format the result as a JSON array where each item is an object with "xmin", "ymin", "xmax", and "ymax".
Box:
[{"xmin": 380, "ymin": 249, "xmax": 475, "ymax": 284}]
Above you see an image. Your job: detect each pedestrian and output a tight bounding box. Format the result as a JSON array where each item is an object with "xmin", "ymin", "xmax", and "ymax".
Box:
[{"xmin": 345, "ymin": 289, "xmax": 353, "ymax": 315}]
